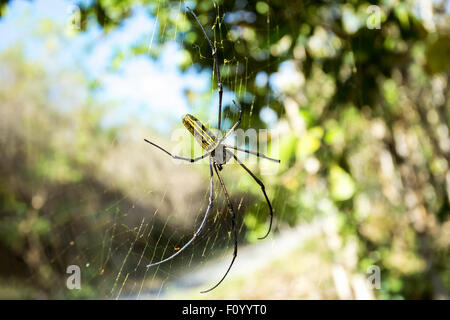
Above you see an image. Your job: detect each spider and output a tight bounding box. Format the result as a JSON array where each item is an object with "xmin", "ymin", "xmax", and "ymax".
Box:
[{"xmin": 144, "ymin": 6, "xmax": 280, "ymax": 293}]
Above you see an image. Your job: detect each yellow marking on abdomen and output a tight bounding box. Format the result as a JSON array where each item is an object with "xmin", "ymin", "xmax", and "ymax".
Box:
[{"xmin": 182, "ymin": 114, "xmax": 219, "ymax": 151}]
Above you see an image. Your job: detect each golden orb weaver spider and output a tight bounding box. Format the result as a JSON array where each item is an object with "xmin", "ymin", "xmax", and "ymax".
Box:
[{"xmin": 144, "ymin": 6, "xmax": 280, "ymax": 293}]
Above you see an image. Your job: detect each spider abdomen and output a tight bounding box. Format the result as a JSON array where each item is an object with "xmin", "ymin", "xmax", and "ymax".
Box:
[{"xmin": 182, "ymin": 114, "xmax": 219, "ymax": 152}]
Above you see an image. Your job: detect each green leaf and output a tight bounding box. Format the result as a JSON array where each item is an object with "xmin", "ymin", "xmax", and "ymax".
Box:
[
  {"xmin": 329, "ymin": 165, "xmax": 355, "ymax": 201},
  {"xmin": 296, "ymin": 126, "xmax": 323, "ymax": 159}
]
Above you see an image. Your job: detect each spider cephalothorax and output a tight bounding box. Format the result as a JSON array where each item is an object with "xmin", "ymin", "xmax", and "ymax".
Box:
[{"xmin": 144, "ymin": 6, "xmax": 280, "ymax": 293}]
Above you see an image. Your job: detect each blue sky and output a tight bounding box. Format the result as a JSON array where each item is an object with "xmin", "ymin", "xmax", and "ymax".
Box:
[
  {"xmin": 0, "ymin": 0, "xmax": 214, "ymax": 132},
  {"xmin": 0, "ymin": 0, "xmax": 290, "ymax": 133}
]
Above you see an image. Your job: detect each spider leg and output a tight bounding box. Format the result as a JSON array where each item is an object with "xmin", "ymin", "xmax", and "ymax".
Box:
[
  {"xmin": 231, "ymin": 153, "xmax": 274, "ymax": 240},
  {"xmin": 146, "ymin": 157, "xmax": 214, "ymax": 267},
  {"xmin": 186, "ymin": 6, "xmax": 223, "ymax": 131},
  {"xmin": 144, "ymin": 139, "xmax": 209, "ymax": 162},
  {"xmin": 201, "ymin": 163, "xmax": 238, "ymax": 293},
  {"xmin": 222, "ymin": 100, "xmax": 242, "ymax": 138},
  {"xmin": 225, "ymin": 144, "xmax": 281, "ymax": 163},
  {"xmin": 214, "ymin": 100, "xmax": 242, "ymax": 147}
]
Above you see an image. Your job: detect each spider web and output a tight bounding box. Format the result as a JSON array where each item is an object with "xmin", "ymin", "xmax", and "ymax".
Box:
[
  {"xmin": 0, "ymin": 0, "xmax": 283, "ymax": 299},
  {"xmin": 100, "ymin": 2, "xmax": 280, "ymax": 299},
  {"xmin": 14, "ymin": 0, "xmax": 447, "ymax": 301}
]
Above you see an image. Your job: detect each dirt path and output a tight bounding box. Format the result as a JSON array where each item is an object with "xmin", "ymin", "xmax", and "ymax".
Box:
[{"xmin": 131, "ymin": 218, "xmax": 325, "ymax": 299}]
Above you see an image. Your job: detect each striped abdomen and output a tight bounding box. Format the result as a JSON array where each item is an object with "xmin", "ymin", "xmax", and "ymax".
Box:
[{"xmin": 182, "ymin": 114, "xmax": 219, "ymax": 152}]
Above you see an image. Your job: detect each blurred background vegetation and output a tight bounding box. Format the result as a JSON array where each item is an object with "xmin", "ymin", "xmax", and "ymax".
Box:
[{"xmin": 0, "ymin": 0, "xmax": 449, "ymax": 299}]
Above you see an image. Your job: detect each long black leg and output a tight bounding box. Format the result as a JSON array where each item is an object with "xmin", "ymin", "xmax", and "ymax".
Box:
[
  {"xmin": 144, "ymin": 139, "xmax": 209, "ymax": 162},
  {"xmin": 225, "ymin": 144, "xmax": 280, "ymax": 163},
  {"xmin": 222, "ymin": 100, "xmax": 242, "ymax": 138},
  {"xmin": 201, "ymin": 163, "xmax": 238, "ymax": 293},
  {"xmin": 186, "ymin": 6, "xmax": 223, "ymax": 131},
  {"xmin": 146, "ymin": 157, "xmax": 214, "ymax": 267},
  {"xmin": 213, "ymin": 100, "xmax": 242, "ymax": 149},
  {"xmin": 231, "ymin": 154, "xmax": 274, "ymax": 240}
]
